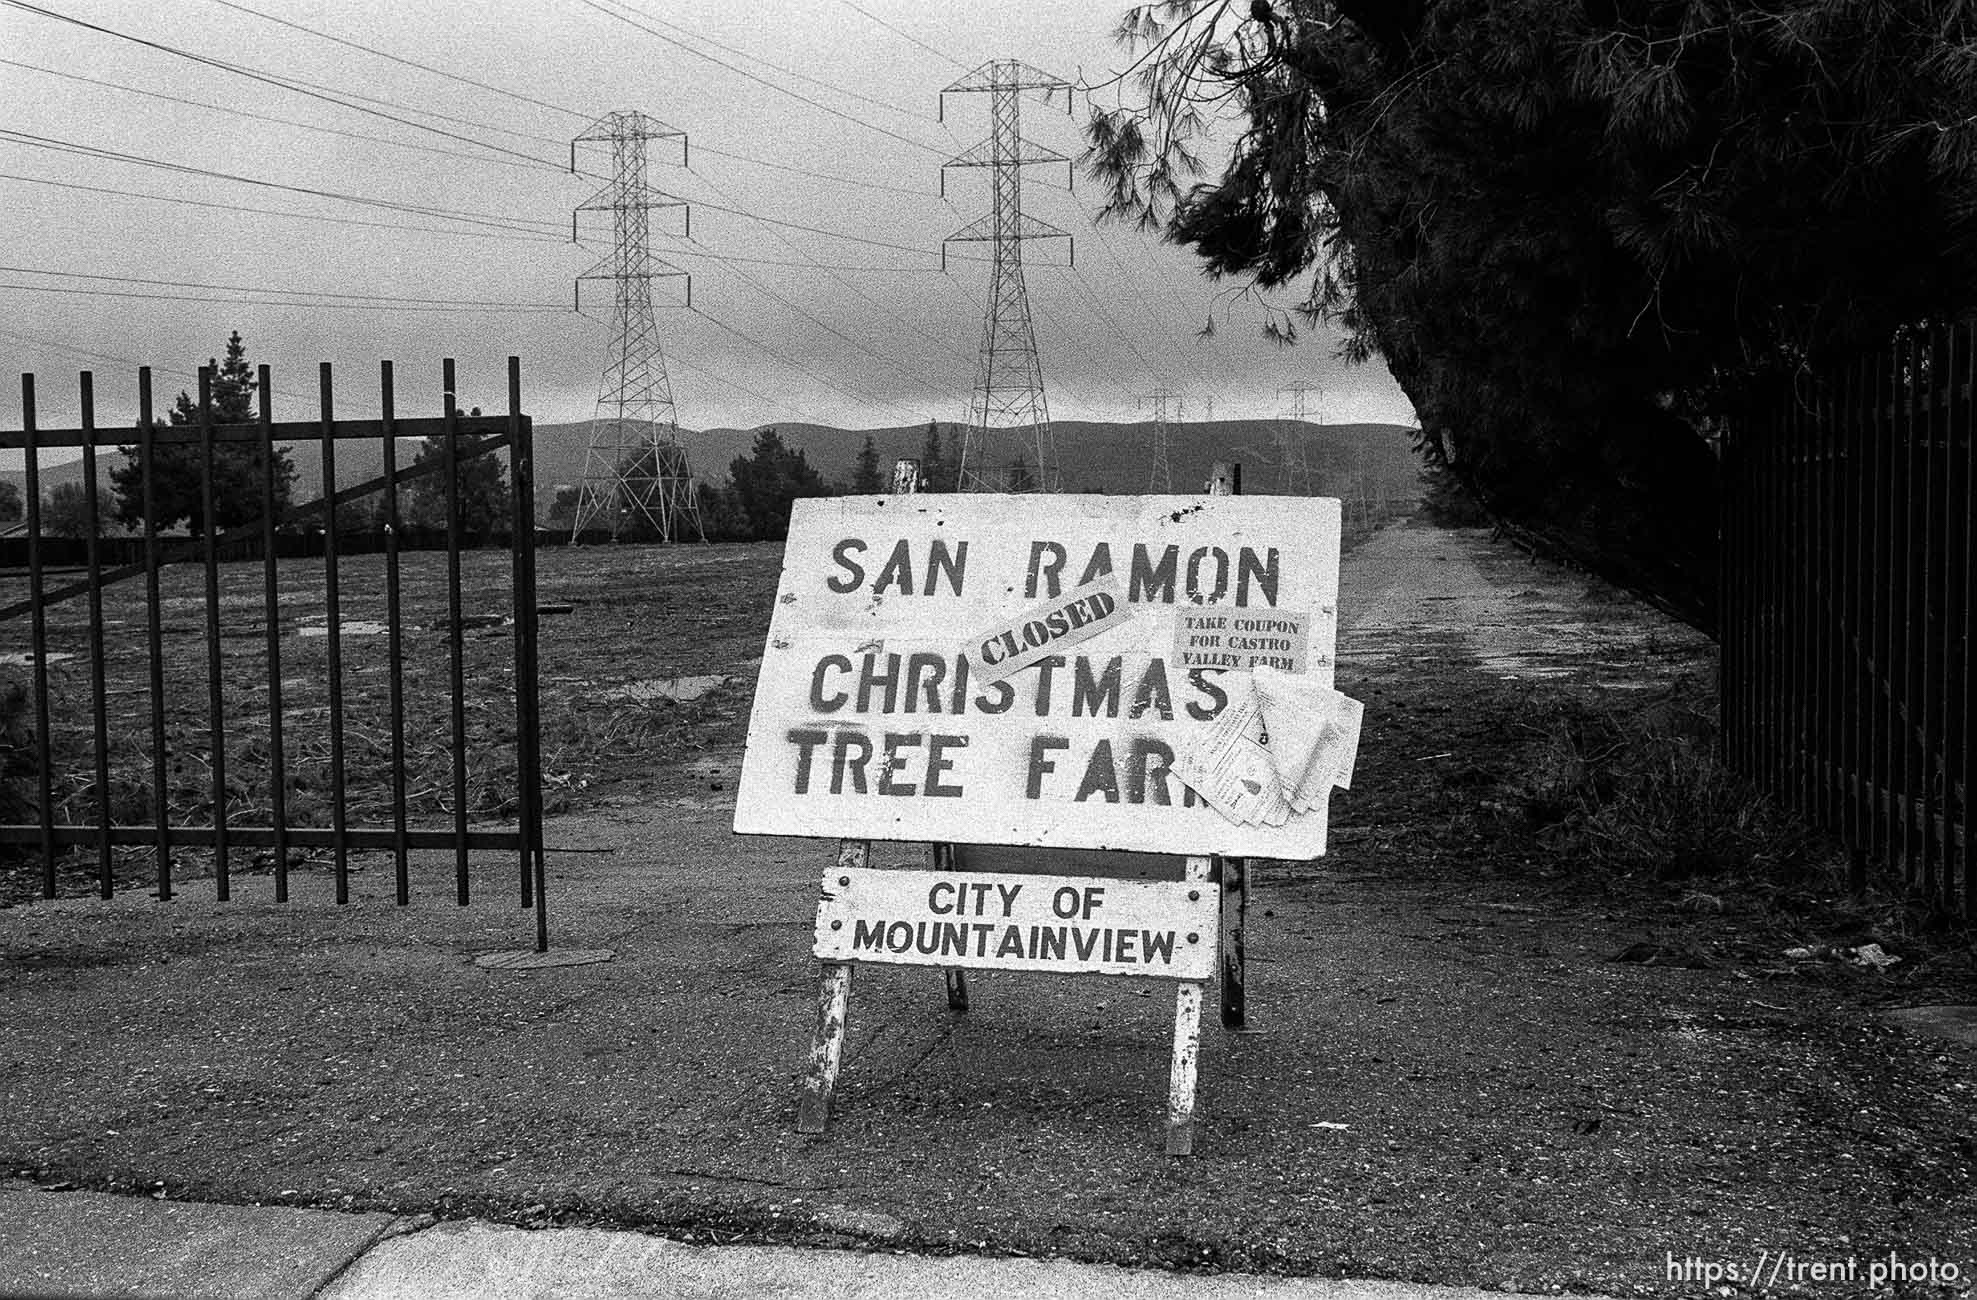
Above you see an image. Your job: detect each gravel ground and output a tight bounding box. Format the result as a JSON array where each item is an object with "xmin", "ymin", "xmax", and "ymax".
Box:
[{"xmin": 2, "ymin": 519, "xmax": 1972, "ymax": 1297}]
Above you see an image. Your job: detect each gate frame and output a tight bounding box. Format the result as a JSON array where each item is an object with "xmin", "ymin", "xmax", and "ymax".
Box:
[{"xmin": 1, "ymin": 356, "xmax": 548, "ymax": 949}]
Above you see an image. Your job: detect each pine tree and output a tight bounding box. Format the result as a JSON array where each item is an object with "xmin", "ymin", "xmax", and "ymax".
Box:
[
  {"xmin": 728, "ymin": 427, "xmax": 828, "ymax": 540},
  {"xmin": 109, "ymin": 331, "xmax": 297, "ymax": 537},
  {"xmin": 851, "ymin": 432, "xmax": 883, "ymax": 493},
  {"xmin": 918, "ymin": 421, "xmax": 952, "ymax": 492},
  {"xmin": 1085, "ymin": 0, "xmax": 1977, "ymax": 626},
  {"xmin": 402, "ymin": 434, "xmax": 513, "ymax": 537}
]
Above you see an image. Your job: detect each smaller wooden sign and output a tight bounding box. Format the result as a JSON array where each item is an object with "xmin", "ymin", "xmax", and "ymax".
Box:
[{"xmin": 814, "ymin": 866, "xmax": 1217, "ymax": 980}]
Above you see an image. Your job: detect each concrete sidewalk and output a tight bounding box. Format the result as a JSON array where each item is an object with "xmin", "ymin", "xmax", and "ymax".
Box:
[{"xmin": 0, "ymin": 1181, "xmax": 1573, "ymax": 1300}]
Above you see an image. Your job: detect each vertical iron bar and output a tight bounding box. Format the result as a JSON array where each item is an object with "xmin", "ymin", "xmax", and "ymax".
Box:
[
  {"xmin": 507, "ymin": 356, "xmax": 548, "ymax": 950},
  {"xmin": 20, "ymin": 374, "xmax": 55, "ymax": 895},
  {"xmin": 1890, "ymin": 339, "xmax": 1905, "ymax": 877},
  {"xmin": 1867, "ymin": 347, "xmax": 1885, "ymax": 863},
  {"xmin": 259, "ymin": 367, "xmax": 289, "ymax": 901},
  {"xmin": 1738, "ymin": 401, "xmax": 1755, "ymax": 778},
  {"xmin": 1779, "ymin": 387, "xmax": 1795, "ymax": 790},
  {"xmin": 1716, "ymin": 406, "xmax": 1734, "ymax": 771},
  {"xmin": 198, "ymin": 368, "xmax": 230, "ymax": 900},
  {"xmin": 140, "ymin": 369, "xmax": 171, "ymax": 899},
  {"xmin": 443, "ymin": 358, "xmax": 469, "ymax": 905},
  {"xmin": 80, "ymin": 374, "xmax": 113, "ymax": 897},
  {"xmin": 1962, "ymin": 320, "xmax": 1975, "ymax": 916},
  {"xmin": 1788, "ymin": 376, "xmax": 1805, "ymax": 814},
  {"xmin": 1818, "ymin": 368, "xmax": 1835, "ymax": 829},
  {"xmin": 1902, "ymin": 334, "xmax": 1923, "ymax": 888},
  {"xmin": 382, "ymin": 361, "xmax": 410, "ymax": 905},
  {"xmin": 1842, "ymin": 355, "xmax": 1863, "ymax": 854},
  {"xmin": 1919, "ymin": 328, "xmax": 1941, "ymax": 902},
  {"xmin": 320, "ymin": 363, "xmax": 350, "ymax": 903}
]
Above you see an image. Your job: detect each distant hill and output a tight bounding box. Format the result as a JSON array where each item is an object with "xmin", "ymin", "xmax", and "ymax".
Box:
[
  {"xmin": 4, "ymin": 417, "xmax": 1424, "ymax": 523},
  {"xmin": 531, "ymin": 417, "xmax": 1423, "ymax": 507}
]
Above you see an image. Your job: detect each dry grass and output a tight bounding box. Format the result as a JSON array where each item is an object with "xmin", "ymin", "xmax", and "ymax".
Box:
[
  {"xmin": 0, "ymin": 541, "xmax": 781, "ymax": 897},
  {"xmin": 1492, "ymin": 671, "xmax": 1845, "ymax": 890}
]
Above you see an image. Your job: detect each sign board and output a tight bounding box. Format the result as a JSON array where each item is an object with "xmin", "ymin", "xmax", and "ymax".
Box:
[
  {"xmin": 735, "ymin": 494, "xmax": 1346, "ymax": 858},
  {"xmin": 814, "ymin": 866, "xmax": 1218, "ymax": 980}
]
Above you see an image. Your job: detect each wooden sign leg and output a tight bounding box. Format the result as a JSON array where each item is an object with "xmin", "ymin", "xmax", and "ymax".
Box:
[
  {"xmin": 1165, "ymin": 979, "xmax": 1204, "ymax": 1155},
  {"xmin": 799, "ymin": 837, "xmax": 868, "ymax": 1135},
  {"xmin": 1218, "ymin": 855, "xmax": 1248, "ymax": 1029},
  {"xmin": 933, "ymin": 842, "xmax": 969, "ymax": 1011},
  {"xmin": 1166, "ymin": 853, "xmax": 1212, "ymax": 1155},
  {"xmin": 797, "ymin": 961, "xmax": 853, "ymax": 1134}
]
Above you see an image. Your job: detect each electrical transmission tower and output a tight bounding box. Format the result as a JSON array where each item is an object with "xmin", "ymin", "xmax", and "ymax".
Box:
[
  {"xmin": 941, "ymin": 60, "xmax": 1073, "ymax": 493},
  {"xmin": 1276, "ymin": 383, "xmax": 1321, "ymax": 495},
  {"xmin": 1141, "ymin": 389, "xmax": 1181, "ymax": 491},
  {"xmin": 569, "ymin": 110, "xmax": 700, "ymax": 542}
]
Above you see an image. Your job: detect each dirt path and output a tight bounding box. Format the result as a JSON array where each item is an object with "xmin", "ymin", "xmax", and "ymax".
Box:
[{"xmin": 1, "ymin": 521, "xmax": 1970, "ymax": 1297}]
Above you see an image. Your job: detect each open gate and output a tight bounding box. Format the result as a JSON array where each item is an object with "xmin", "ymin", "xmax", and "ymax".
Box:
[{"xmin": 0, "ymin": 356, "xmax": 548, "ymax": 949}]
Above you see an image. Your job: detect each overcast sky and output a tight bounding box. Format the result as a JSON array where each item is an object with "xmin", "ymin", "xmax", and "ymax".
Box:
[{"xmin": 1, "ymin": 0, "xmax": 1418, "ymax": 455}]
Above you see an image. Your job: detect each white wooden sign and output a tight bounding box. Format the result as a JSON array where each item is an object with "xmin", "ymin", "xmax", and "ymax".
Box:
[
  {"xmin": 814, "ymin": 866, "xmax": 1218, "ymax": 979},
  {"xmin": 735, "ymin": 494, "xmax": 1343, "ymax": 858}
]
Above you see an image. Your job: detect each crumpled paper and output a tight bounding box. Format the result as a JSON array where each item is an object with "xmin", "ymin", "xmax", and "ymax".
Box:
[{"xmin": 1173, "ymin": 667, "xmax": 1364, "ymax": 827}]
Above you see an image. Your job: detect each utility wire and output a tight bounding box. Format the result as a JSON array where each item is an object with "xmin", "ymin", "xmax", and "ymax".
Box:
[
  {"xmin": 201, "ymin": 0, "xmax": 591, "ymax": 123},
  {"xmin": 689, "ymin": 303, "xmax": 912, "ymax": 421},
  {"xmin": 0, "ymin": 282, "xmax": 565, "ymax": 312},
  {"xmin": 1, "ymin": 263, "xmax": 558, "ymax": 308},
  {"xmin": 0, "ymin": 57, "xmax": 563, "ymax": 177},
  {"xmin": 572, "ymin": 0, "xmax": 947, "ymax": 157},
  {"xmin": 0, "ymin": 128, "xmax": 565, "ymax": 236},
  {"xmin": 836, "ymin": 0, "xmax": 970, "ymax": 70},
  {"xmin": 0, "ymin": 170, "xmax": 562, "ymax": 244},
  {"xmin": 169, "ymin": 5, "xmax": 931, "ymax": 199},
  {"xmin": 594, "ymin": 0, "xmax": 928, "ymax": 124},
  {"xmin": 1, "ymin": 0, "xmax": 564, "ymax": 170}
]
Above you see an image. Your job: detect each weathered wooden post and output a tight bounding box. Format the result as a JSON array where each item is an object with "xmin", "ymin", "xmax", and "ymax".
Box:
[{"xmin": 1206, "ymin": 461, "xmax": 1250, "ymax": 1032}]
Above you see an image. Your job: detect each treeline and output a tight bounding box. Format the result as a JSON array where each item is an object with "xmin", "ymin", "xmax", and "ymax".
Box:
[
  {"xmin": 545, "ymin": 421, "xmax": 970, "ymax": 544},
  {"xmin": 3, "ymin": 332, "xmax": 517, "ymax": 544}
]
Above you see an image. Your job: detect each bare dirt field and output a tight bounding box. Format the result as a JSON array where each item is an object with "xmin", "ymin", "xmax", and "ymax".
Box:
[{"xmin": 2, "ymin": 519, "xmax": 1972, "ymax": 1296}]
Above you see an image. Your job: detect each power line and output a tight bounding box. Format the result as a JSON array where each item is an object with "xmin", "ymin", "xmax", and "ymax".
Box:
[
  {"xmin": 1, "ymin": 263, "xmax": 560, "ymax": 308},
  {"xmin": 0, "ymin": 0, "xmax": 563, "ymax": 171},
  {"xmin": 654, "ymin": 246, "xmax": 927, "ymax": 273},
  {"xmin": 594, "ymin": 0, "xmax": 929, "ymax": 124},
  {"xmin": 836, "ymin": 0, "xmax": 970, "ymax": 70},
  {"xmin": 0, "ymin": 282, "xmax": 564, "ymax": 313},
  {"xmin": 0, "ymin": 128, "xmax": 565, "ymax": 236},
  {"xmin": 201, "ymin": 0, "xmax": 591, "ymax": 123},
  {"xmin": 680, "ymin": 192, "xmax": 942, "ymax": 256},
  {"xmin": 0, "ymin": 57, "xmax": 563, "ymax": 177},
  {"xmin": 0, "ymin": 170, "xmax": 562, "ymax": 244},
  {"xmin": 193, "ymin": 0, "xmax": 948, "ymax": 199},
  {"xmin": 572, "ymin": 0, "xmax": 948, "ymax": 157},
  {"xmin": 690, "ymin": 303, "xmax": 912, "ymax": 421},
  {"xmin": 691, "ymin": 143, "xmax": 933, "ymax": 199}
]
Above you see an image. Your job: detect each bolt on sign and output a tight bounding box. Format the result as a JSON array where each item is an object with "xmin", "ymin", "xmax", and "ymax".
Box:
[{"xmin": 735, "ymin": 490, "xmax": 1362, "ymax": 1155}]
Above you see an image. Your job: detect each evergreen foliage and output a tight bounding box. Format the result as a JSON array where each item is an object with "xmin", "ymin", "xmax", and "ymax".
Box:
[
  {"xmin": 402, "ymin": 434, "xmax": 513, "ymax": 537},
  {"xmin": 918, "ymin": 421, "xmax": 956, "ymax": 492},
  {"xmin": 109, "ymin": 331, "xmax": 297, "ymax": 537},
  {"xmin": 1085, "ymin": 0, "xmax": 1977, "ymax": 627},
  {"xmin": 851, "ymin": 432, "xmax": 883, "ymax": 493},
  {"xmin": 39, "ymin": 483, "xmax": 116, "ymax": 539},
  {"xmin": 0, "ymin": 481, "xmax": 20, "ymax": 524},
  {"xmin": 728, "ymin": 427, "xmax": 829, "ymax": 541}
]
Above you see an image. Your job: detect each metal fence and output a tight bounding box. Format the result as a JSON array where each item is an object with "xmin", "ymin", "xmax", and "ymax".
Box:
[
  {"xmin": 1720, "ymin": 322, "xmax": 1972, "ymax": 917},
  {"xmin": 1, "ymin": 357, "xmax": 548, "ymax": 948}
]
